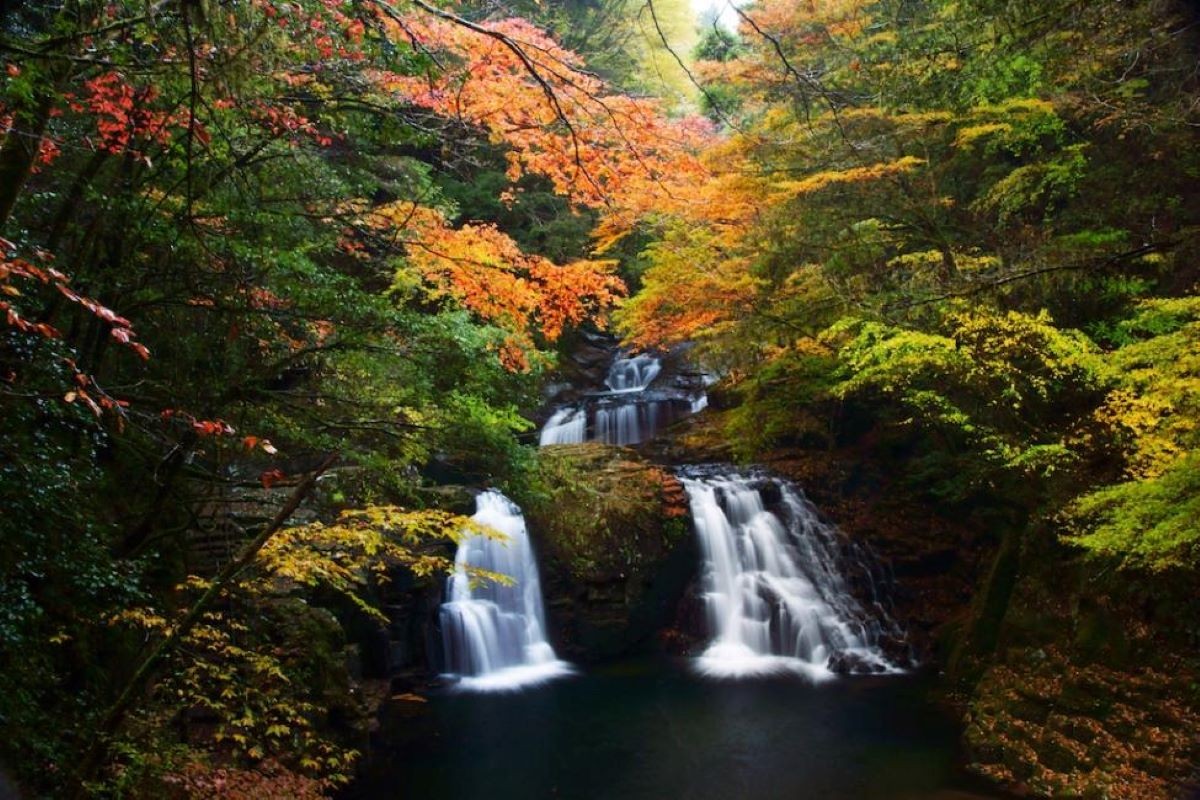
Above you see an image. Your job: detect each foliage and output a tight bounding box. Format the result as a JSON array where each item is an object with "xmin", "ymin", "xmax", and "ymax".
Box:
[
  {"xmin": 1067, "ymin": 453, "xmax": 1200, "ymax": 571},
  {"xmin": 1065, "ymin": 298, "xmax": 1200, "ymax": 570},
  {"xmin": 617, "ymin": 0, "xmax": 1200, "ymax": 570},
  {"xmin": 101, "ymin": 504, "xmax": 487, "ymax": 795},
  {"xmin": 0, "ymin": 0, "xmax": 703, "ymax": 793},
  {"xmin": 3, "ymin": 0, "xmax": 1200, "ymax": 794}
]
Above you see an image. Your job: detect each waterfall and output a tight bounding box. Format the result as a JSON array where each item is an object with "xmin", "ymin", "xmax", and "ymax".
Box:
[
  {"xmin": 681, "ymin": 468, "xmax": 905, "ymax": 680},
  {"xmin": 539, "ymin": 349, "xmax": 707, "ymax": 446},
  {"xmin": 539, "ymin": 407, "xmax": 586, "ymax": 445},
  {"xmin": 439, "ymin": 490, "xmax": 572, "ymax": 691},
  {"xmin": 605, "ymin": 353, "xmax": 662, "ymax": 392},
  {"xmin": 594, "ymin": 401, "xmax": 662, "ymax": 446}
]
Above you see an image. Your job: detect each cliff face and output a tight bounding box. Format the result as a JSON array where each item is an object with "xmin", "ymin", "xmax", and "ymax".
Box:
[{"xmin": 518, "ymin": 443, "xmax": 697, "ymax": 661}]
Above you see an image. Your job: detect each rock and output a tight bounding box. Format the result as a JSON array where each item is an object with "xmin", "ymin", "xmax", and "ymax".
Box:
[
  {"xmin": 829, "ymin": 651, "xmax": 886, "ymax": 674},
  {"xmin": 519, "ymin": 443, "xmax": 698, "ymax": 661},
  {"xmin": 414, "ymin": 484, "xmax": 476, "ymax": 515}
]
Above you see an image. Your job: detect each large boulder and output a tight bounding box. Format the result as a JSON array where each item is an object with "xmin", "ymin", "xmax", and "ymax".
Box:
[{"xmin": 519, "ymin": 443, "xmax": 697, "ymax": 661}]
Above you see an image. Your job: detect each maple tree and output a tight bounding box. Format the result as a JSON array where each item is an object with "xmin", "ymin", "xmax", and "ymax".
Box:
[
  {"xmin": 356, "ymin": 202, "xmax": 624, "ymax": 371},
  {"xmin": 0, "ymin": 0, "xmax": 705, "ymax": 794}
]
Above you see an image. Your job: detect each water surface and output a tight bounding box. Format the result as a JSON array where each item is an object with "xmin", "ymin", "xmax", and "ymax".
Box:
[{"xmin": 349, "ymin": 659, "xmax": 1001, "ymax": 800}]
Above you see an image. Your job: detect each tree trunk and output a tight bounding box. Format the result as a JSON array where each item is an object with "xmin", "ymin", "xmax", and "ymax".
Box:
[
  {"xmin": 0, "ymin": 92, "xmax": 53, "ymax": 233},
  {"xmin": 947, "ymin": 510, "xmax": 1027, "ymax": 682}
]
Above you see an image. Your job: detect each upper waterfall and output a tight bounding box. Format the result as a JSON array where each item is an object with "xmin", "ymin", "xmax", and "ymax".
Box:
[
  {"xmin": 538, "ymin": 347, "xmax": 708, "ymax": 447},
  {"xmin": 604, "ymin": 353, "xmax": 662, "ymax": 392},
  {"xmin": 439, "ymin": 490, "xmax": 572, "ymax": 691},
  {"xmin": 681, "ymin": 467, "xmax": 906, "ymax": 680}
]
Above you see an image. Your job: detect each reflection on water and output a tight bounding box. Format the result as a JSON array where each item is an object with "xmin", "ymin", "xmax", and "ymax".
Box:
[{"xmin": 347, "ymin": 659, "xmax": 1003, "ymax": 800}]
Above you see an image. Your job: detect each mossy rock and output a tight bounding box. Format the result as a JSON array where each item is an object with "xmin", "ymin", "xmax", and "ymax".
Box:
[
  {"xmin": 522, "ymin": 443, "xmax": 689, "ymax": 581},
  {"xmin": 518, "ymin": 443, "xmax": 696, "ymax": 660}
]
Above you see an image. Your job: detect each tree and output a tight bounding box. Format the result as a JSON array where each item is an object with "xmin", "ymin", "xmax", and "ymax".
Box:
[
  {"xmin": 0, "ymin": 0, "xmax": 706, "ymax": 793},
  {"xmin": 616, "ymin": 0, "xmax": 1200, "ymax": 572}
]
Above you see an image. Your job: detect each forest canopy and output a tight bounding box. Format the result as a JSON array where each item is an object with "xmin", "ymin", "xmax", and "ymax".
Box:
[
  {"xmin": 1, "ymin": 0, "xmax": 1198, "ymax": 796},
  {"xmin": 619, "ymin": 0, "xmax": 1200, "ymax": 567}
]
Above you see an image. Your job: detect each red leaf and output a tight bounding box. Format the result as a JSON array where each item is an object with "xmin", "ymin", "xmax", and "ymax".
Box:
[{"xmin": 260, "ymin": 468, "xmax": 286, "ymax": 489}]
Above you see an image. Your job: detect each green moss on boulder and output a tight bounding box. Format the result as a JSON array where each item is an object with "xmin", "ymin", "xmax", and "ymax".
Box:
[{"xmin": 518, "ymin": 443, "xmax": 694, "ymax": 660}]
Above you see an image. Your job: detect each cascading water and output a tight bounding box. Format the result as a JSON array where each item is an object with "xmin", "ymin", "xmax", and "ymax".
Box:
[
  {"xmin": 439, "ymin": 490, "xmax": 572, "ymax": 691},
  {"xmin": 535, "ymin": 342, "xmax": 906, "ymax": 684},
  {"xmin": 538, "ymin": 349, "xmax": 707, "ymax": 447},
  {"xmin": 605, "ymin": 353, "xmax": 662, "ymax": 392},
  {"xmin": 681, "ymin": 468, "xmax": 905, "ymax": 680},
  {"xmin": 594, "ymin": 401, "xmax": 661, "ymax": 446},
  {"xmin": 539, "ymin": 407, "xmax": 586, "ymax": 445}
]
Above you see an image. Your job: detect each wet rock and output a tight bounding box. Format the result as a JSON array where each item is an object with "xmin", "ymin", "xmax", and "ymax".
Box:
[{"xmin": 828, "ymin": 651, "xmax": 887, "ymax": 674}]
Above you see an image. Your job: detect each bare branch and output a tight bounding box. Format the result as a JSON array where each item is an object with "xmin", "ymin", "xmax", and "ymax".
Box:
[{"xmin": 640, "ymin": 0, "xmax": 743, "ymax": 132}]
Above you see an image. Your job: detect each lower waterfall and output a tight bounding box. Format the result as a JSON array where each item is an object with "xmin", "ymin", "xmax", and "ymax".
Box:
[
  {"xmin": 681, "ymin": 468, "xmax": 905, "ymax": 680},
  {"xmin": 439, "ymin": 490, "xmax": 572, "ymax": 691}
]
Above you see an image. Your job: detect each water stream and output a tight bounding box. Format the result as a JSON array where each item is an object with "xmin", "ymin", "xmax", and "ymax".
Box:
[
  {"xmin": 539, "ymin": 407, "xmax": 587, "ymax": 445},
  {"xmin": 604, "ymin": 352, "xmax": 661, "ymax": 392},
  {"xmin": 438, "ymin": 490, "xmax": 572, "ymax": 691},
  {"xmin": 539, "ymin": 351, "xmax": 707, "ymax": 446},
  {"xmin": 400, "ymin": 346, "xmax": 976, "ymax": 798},
  {"xmin": 682, "ymin": 467, "xmax": 905, "ymax": 679}
]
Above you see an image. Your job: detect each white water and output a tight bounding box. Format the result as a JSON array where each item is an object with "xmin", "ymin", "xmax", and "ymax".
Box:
[
  {"xmin": 539, "ymin": 350, "xmax": 709, "ymax": 447},
  {"xmin": 439, "ymin": 491, "xmax": 572, "ymax": 691},
  {"xmin": 539, "ymin": 407, "xmax": 586, "ymax": 445},
  {"xmin": 594, "ymin": 354, "xmax": 664, "ymax": 444},
  {"xmin": 594, "ymin": 402, "xmax": 664, "ymax": 446},
  {"xmin": 682, "ymin": 470, "xmax": 903, "ymax": 680},
  {"xmin": 605, "ymin": 353, "xmax": 662, "ymax": 393}
]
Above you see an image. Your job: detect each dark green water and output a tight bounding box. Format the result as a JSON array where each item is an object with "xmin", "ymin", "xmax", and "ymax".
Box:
[{"xmin": 348, "ymin": 659, "xmax": 1002, "ymax": 800}]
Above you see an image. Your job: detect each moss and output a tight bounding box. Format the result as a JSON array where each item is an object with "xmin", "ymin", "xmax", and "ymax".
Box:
[
  {"xmin": 519, "ymin": 443, "xmax": 689, "ymax": 583},
  {"xmin": 514, "ymin": 443, "xmax": 695, "ymax": 659}
]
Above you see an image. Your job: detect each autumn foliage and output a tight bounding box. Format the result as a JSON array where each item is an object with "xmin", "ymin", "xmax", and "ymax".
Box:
[{"xmin": 0, "ymin": 0, "xmax": 704, "ymax": 795}]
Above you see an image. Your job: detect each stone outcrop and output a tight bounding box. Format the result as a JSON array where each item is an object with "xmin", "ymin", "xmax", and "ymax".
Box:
[{"xmin": 519, "ymin": 443, "xmax": 696, "ymax": 660}]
